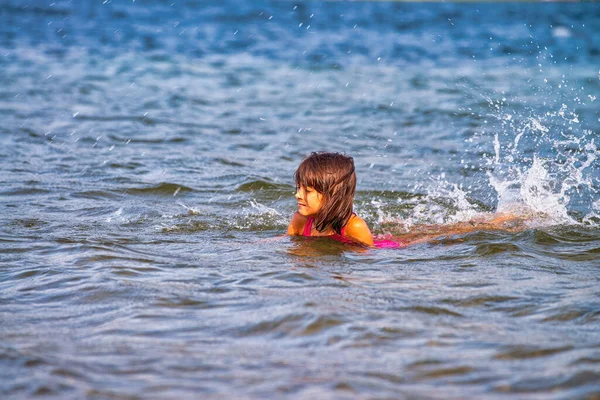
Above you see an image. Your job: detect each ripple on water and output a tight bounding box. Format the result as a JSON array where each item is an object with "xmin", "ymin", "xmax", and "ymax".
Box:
[
  {"xmin": 126, "ymin": 182, "xmax": 195, "ymax": 197},
  {"xmin": 536, "ymin": 227, "xmax": 600, "ymax": 244},
  {"xmin": 570, "ymin": 356, "xmax": 600, "ymax": 366},
  {"xmin": 236, "ymin": 179, "xmax": 286, "ymax": 192},
  {"xmin": 494, "ymin": 345, "xmax": 575, "ymax": 360},
  {"xmin": 153, "ymin": 295, "xmax": 214, "ymax": 309},
  {"xmin": 269, "ymin": 270, "xmax": 318, "ymax": 285},
  {"xmin": 541, "ymin": 305, "xmax": 600, "ymax": 324},
  {"xmin": 494, "ymin": 371, "xmax": 600, "ymax": 395},
  {"xmin": 106, "ymin": 133, "xmax": 188, "ymax": 144},
  {"xmin": 2, "ymin": 188, "xmax": 51, "ymax": 196},
  {"xmin": 551, "ymin": 246, "xmax": 600, "ymax": 262},
  {"xmin": 69, "ymin": 190, "xmax": 123, "ymax": 201},
  {"xmin": 398, "ymin": 305, "xmax": 463, "ymax": 318},
  {"xmin": 344, "ymin": 326, "xmax": 422, "ymax": 349},
  {"xmin": 237, "ymin": 313, "xmax": 346, "ymax": 339},
  {"xmin": 161, "ymin": 220, "xmax": 210, "ymax": 234},
  {"xmin": 237, "ymin": 313, "xmax": 309, "ymax": 338},
  {"xmin": 474, "ymin": 242, "xmax": 521, "ymax": 257},
  {"xmin": 441, "ymin": 295, "xmax": 520, "ymax": 308},
  {"xmin": 415, "ymin": 365, "xmax": 476, "ymax": 381}
]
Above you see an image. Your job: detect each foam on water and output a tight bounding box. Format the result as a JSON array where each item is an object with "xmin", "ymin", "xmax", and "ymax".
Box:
[
  {"xmin": 396, "ymin": 71, "xmax": 600, "ymax": 230},
  {"xmin": 400, "ymin": 182, "xmax": 488, "ymax": 228},
  {"xmin": 487, "ymin": 99, "xmax": 598, "ymax": 227}
]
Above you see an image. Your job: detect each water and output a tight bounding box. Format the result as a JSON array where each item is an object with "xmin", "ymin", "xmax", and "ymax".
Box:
[{"xmin": 1, "ymin": 1, "xmax": 599, "ymax": 398}]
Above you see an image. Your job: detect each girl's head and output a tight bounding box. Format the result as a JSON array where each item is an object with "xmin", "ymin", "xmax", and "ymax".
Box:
[{"xmin": 294, "ymin": 152, "xmax": 356, "ymax": 234}]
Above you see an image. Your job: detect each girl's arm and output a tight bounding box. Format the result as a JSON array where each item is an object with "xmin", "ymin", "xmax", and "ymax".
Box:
[{"xmin": 393, "ymin": 213, "xmax": 527, "ymax": 245}]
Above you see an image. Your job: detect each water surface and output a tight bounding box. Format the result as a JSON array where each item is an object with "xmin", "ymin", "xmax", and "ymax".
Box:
[{"xmin": 1, "ymin": 1, "xmax": 599, "ymax": 398}]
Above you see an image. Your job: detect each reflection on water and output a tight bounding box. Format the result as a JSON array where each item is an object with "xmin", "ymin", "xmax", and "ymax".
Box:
[
  {"xmin": 287, "ymin": 236, "xmax": 369, "ymax": 257},
  {"xmin": 1, "ymin": 0, "xmax": 600, "ymax": 398}
]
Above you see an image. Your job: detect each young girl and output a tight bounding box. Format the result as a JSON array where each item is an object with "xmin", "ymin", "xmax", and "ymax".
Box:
[
  {"xmin": 287, "ymin": 152, "xmax": 401, "ymax": 248},
  {"xmin": 287, "ymin": 152, "xmax": 525, "ymax": 248}
]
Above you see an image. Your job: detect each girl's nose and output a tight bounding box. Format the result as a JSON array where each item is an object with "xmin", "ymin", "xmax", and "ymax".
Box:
[{"xmin": 295, "ymin": 188, "xmax": 302, "ymax": 199}]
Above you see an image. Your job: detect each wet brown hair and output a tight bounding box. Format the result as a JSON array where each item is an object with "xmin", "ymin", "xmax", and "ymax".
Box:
[{"xmin": 294, "ymin": 152, "xmax": 356, "ymax": 234}]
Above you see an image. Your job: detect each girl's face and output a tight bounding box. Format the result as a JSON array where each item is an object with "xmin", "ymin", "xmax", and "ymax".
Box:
[{"xmin": 295, "ymin": 185, "xmax": 324, "ymax": 217}]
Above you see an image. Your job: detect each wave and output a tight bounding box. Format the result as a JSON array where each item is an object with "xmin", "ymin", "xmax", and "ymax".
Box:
[
  {"xmin": 126, "ymin": 182, "xmax": 195, "ymax": 197},
  {"xmin": 236, "ymin": 179, "xmax": 286, "ymax": 192}
]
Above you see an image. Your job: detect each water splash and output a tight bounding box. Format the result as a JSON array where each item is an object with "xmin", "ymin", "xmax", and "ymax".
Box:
[
  {"xmin": 488, "ymin": 96, "xmax": 598, "ymax": 225},
  {"xmin": 487, "ymin": 156, "xmax": 575, "ymax": 225},
  {"xmin": 396, "ymin": 77, "xmax": 599, "ymax": 229},
  {"xmin": 178, "ymin": 202, "xmax": 200, "ymax": 215},
  {"xmin": 405, "ymin": 182, "xmax": 487, "ymax": 227},
  {"xmin": 228, "ymin": 200, "xmax": 286, "ymax": 231}
]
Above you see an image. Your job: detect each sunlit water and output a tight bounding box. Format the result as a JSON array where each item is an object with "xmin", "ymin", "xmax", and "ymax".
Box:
[{"xmin": 1, "ymin": 1, "xmax": 599, "ymax": 398}]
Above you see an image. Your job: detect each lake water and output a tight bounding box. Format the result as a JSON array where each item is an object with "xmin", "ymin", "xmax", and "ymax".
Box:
[{"xmin": 1, "ymin": 1, "xmax": 599, "ymax": 398}]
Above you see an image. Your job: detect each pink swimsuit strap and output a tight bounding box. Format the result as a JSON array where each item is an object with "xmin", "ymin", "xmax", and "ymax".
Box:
[
  {"xmin": 302, "ymin": 217, "xmax": 313, "ymax": 236},
  {"xmin": 302, "ymin": 217, "xmax": 347, "ymax": 237}
]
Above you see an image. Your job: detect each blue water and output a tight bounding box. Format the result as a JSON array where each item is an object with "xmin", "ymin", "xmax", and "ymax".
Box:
[{"xmin": 1, "ymin": 1, "xmax": 599, "ymax": 398}]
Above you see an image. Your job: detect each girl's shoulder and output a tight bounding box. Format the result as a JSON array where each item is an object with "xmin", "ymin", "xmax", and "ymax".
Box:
[
  {"xmin": 287, "ymin": 212, "xmax": 308, "ymax": 235},
  {"xmin": 343, "ymin": 214, "xmax": 374, "ymax": 246}
]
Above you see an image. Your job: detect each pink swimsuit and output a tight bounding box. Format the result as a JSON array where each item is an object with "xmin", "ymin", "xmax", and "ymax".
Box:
[{"xmin": 302, "ymin": 217, "xmax": 403, "ymax": 249}]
